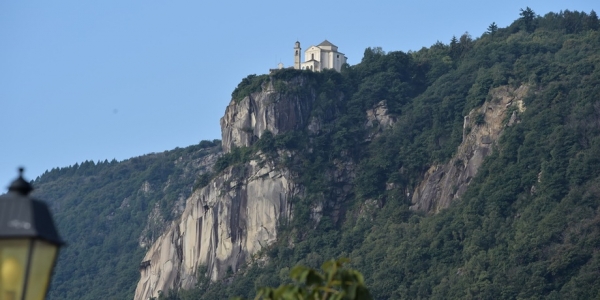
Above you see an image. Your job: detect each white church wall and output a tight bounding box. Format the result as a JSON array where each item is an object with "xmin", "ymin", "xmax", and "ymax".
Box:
[
  {"xmin": 320, "ymin": 51, "xmax": 330, "ymax": 71},
  {"xmin": 331, "ymin": 52, "xmax": 339, "ymax": 71},
  {"xmin": 331, "ymin": 53, "xmax": 346, "ymax": 72},
  {"xmin": 305, "ymin": 46, "xmax": 321, "ymax": 62},
  {"xmin": 301, "ymin": 60, "xmax": 319, "ymax": 71}
]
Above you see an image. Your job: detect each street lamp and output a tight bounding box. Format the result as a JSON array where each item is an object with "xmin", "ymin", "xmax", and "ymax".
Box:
[{"xmin": 0, "ymin": 168, "xmax": 64, "ymax": 300}]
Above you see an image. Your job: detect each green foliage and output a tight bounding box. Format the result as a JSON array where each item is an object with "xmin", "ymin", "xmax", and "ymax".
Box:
[
  {"xmin": 487, "ymin": 22, "xmax": 498, "ymax": 36},
  {"xmin": 41, "ymin": 9, "xmax": 600, "ymax": 300},
  {"xmin": 194, "ymin": 172, "xmax": 212, "ymax": 190},
  {"xmin": 474, "ymin": 113, "xmax": 485, "ymax": 125},
  {"xmin": 213, "ymin": 146, "xmax": 254, "ymax": 173},
  {"xmin": 36, "ymin": 143, "xmax": 221, "ymax": 300},
  {"xmin": 248, "ymin": 258, "xmax": 372, "ymax": 300},
  {"xmin": 520, "ymin": 7, "xmax": 537, "ymax": 32},
  {"xmin": 271, "ymin": 68, "xmax": 307, "ymax": 81},
  {"xmin": 232, "ymin": 74, "xmax": 270, "ymax": 102},
  {"xmin": 589, "ymin": 10, "xmax": 600, "ymax": 30},
  {"xmin": 199, "ymin": 139, "xmax": 221, "ymax": 148},
  {"xmin": 182, "ymin": 9, "xmax": 600, "ymax": 300}
]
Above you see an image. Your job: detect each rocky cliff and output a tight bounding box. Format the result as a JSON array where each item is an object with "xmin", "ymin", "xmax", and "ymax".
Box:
[
  {"xmin": 134, "ymin": 77, "xmax": 530, "ymax": 299},
  {"xmin": 221, "ymin": 78, "xmax": 316, "ymax": 153},
  {"xmin": 134, "ymin": 77, "xmax": 310, "ymax": 300},
  {"xmin": 410, "ymin": 85, "xmax": 528, "ymax": 213},
  {"xmin": 134, "ymin": 156, "xmax": 298, "ymax": 299}
]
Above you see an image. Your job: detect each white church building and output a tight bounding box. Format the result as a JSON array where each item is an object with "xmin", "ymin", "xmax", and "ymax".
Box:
[
  {"xmin": 271, "ymin": 40, "xmax": 347, "ymax": 73},
  {"xmin": 269, "ymin": 40, "xmax": 348, "ymax": 73},
  {"xmin": 293, "ymin": 40, "xmax": 347, "ymax": 72}
]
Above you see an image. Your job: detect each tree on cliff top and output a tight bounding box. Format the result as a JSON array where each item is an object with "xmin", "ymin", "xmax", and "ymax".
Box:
[{"xmin": 520, "ymin": 7, "xmax": 536, "ymax": 32}]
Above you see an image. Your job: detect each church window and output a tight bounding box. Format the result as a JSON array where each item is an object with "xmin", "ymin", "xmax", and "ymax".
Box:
[{"xmin": 311, "ymin": 53, "xmax": 314, "ymax": 60}]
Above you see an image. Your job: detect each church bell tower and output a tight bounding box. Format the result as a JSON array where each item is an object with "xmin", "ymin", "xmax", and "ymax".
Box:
[{"xmin": 294, "ymin": 41, "xmax": 301, "ymax": 69}]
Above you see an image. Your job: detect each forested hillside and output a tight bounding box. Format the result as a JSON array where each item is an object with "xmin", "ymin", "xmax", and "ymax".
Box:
[
  {"xmin": 162, "ymin": 9, "xmax": 600, "ymax": 299},
  {"xmin": 34, "ymin": 141, "xmax": 221, "ymax": 299},
  {"xmin": 32, "ymin": 8, "xmax": 600, "ymax": 300}
]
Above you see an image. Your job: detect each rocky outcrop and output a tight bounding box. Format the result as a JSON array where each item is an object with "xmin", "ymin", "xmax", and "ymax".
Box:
[
  {"xmin": 365, "ymin": 100, "xmax": 396, "ymax": 141},
  {"xmin": 134, "ymin": 155, "xmax": 299, "ymax": 300},
  {"xmin": 220, "ymin": 78, "xmax": 316, "ymax": 153},
  {"xmin": 411, "ymin": 85, "xmax": 528, "ymax": 213},
  {"xmin": 365, "ymin": 100, "xmax": 396, "ymax": 129},
  {"xmin": 138, "ymin": 151, "xmax": 221, "ymax": 249},
  {"xmin": 135, "ymin": 75, "xmax": 317, "ymax": 300}
]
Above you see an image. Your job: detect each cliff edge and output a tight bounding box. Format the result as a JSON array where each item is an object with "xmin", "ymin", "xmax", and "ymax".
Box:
[{"xmin": 134, "ymin": 76, "xmax": 311, "ymax": 300}]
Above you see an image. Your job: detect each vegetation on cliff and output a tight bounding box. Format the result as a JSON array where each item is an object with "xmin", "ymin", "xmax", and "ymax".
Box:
[
  {"xmin": 162, "ymin": 8, "xmax": 600, "ymax": 299},
  {"xmin": 29, "ymin": 7, "xmax": 600, "ymax": 300},
  {"xmin": 33, "ymin": 141, "xmax": 220, "ymax": 300}
]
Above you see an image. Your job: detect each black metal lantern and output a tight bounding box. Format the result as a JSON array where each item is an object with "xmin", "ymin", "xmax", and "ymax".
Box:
[{"xmin": 0, "ymin": 168, "xmax": 64, "ymax": 300}]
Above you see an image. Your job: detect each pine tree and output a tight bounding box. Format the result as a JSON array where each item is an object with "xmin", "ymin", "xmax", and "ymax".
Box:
[
  {"xmin": 487, "ymin": 22, "xmax": 498, "ymax": 36},
  {"xmin": 520, "ymin": 7, "xmax": 536, "ymax": 32},
  {"xmin": 588, "ymin": 10, "xmax": 599, "ymax": 31}
]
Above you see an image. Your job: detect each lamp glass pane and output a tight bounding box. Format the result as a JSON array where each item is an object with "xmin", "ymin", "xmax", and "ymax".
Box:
[
  {"xmin": 0, "ymin": 239, "xmax": 30, "ymax": 300},
  {"xmin": 24, "ymin": 240, "xmax": 58, "ymax": 300}
]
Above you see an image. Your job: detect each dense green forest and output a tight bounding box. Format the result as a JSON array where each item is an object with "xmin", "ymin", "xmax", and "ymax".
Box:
[
  {"xmin": 31, "ymin": 8, "xmax": 600, "ymax": 300},
  {"xmin": 34, "ymin": 141, "xmax": 221, "ymax": 299},
  {"xmin": 161, "ymin": 8, "xmax": 600, "ymax": 299}
]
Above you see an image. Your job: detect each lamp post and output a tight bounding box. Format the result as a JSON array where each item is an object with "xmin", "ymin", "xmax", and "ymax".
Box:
[{"xmin": 0, "ymin": 168, "xmax": 64, "ymax": 300}]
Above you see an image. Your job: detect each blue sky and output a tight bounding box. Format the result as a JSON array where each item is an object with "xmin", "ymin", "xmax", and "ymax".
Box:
[{"xmin": 0, "ymin": 0, "xmax": 596, "ymax": 188}]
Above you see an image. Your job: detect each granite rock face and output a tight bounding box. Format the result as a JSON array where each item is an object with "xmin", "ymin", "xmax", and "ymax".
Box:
[
  {"xmin": 220, "ymin": 78, "xmax": 316, "ymax": 153},
  {"xmin": 365, "ymin": 100, "xmax": 396, "ymax": 129},
  {"xmin": 134, "ymin": 157, "xmax": 298, "ymax": 300},
  {"xmin": 365, "ymin": 100, "xmax": 396, "ymax": 141},
  {"xmin": 135, "ymin": 77, "xmax": 312, "ymax": 300},
  {"xmin": 411, "ymin": 85, "xmax": 528, "ymax": 213},
  {"xmin": 136, "ymin": 76, "xmax": 524, "ymax": 299}
]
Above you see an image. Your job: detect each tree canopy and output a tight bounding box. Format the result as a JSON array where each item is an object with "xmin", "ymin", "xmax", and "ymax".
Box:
[{"xmin": 35, "ymin": 8, "xmax": 600, "ymax": 300}]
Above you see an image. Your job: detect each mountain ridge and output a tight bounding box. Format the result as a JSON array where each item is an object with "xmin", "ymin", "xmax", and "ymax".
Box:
[{"xmin": 30, "ymin": 8, "xmax": 600, "ymax": 299}]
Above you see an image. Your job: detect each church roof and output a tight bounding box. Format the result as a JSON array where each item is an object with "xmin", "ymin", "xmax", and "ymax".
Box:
[{"xmin": 318, "ymin": 40, "xmax": 336, "ymax": 47}]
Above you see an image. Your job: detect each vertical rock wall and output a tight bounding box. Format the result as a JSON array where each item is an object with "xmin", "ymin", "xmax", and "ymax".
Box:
[
  {"xmin": 220, "ymin": 78, "xmax": 316, "ymax": 153},
  {"xmin": 134, "ymin": 159, "xmax": 298, "ymax": 300},
  {"xmin": 411, "ymin": 85, "xmax": 528, "ymax": 213},
  {"xmin": 135, "ymin": 76, "xmax": 312, "ymax": 300}
]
